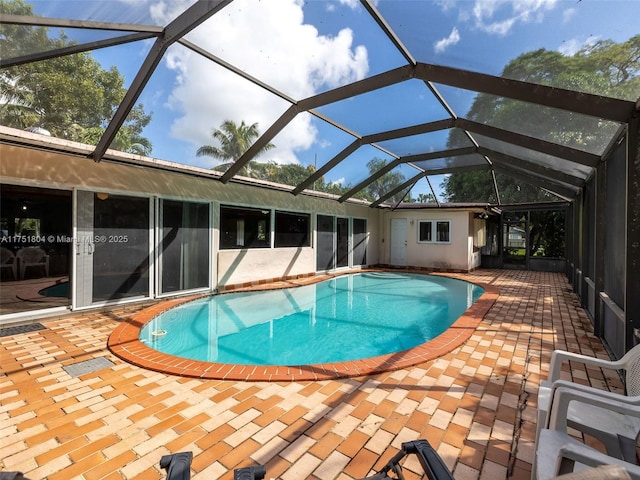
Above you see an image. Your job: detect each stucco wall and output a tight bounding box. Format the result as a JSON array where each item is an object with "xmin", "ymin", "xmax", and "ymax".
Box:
[
  {"xmin": 1, "ymin": 140, "xmax": 381, "ymax": 289},
  {"xmin": 217, "ymin": 247, "xmax": 316, "ymax": 286},
  {"xmin": 382, "ymin": 210, "xmax": 475, "ymax": 271}
]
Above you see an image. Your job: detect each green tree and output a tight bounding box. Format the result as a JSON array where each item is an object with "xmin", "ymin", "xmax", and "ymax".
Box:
[
  {"xmin": 366, "ymin": 157, "xmax": 406, "ymax": 203},
  {"xmin": 263, "ymin": 163, "xmax": 317, "ymax": 186},
  {"xmin": 80, "ymin": 105, "xmax": 152, "ymax": 156},
  {"xmin": 416, "ymin": 193, "xmax": 435, "ymax": 203},
  {"xmin": 199, "ymin": 121, "xmax": 408, "ymax": 202},
  {"xmin": 529, "ymin": 210, "xmax": 565, "ymax": 257},
  {"xmin": 197, "ymin": 120, "xmax": 275, "ymax": 175},
  {"xmin": 442, "ymin": 35, "xmax": 640, "ymax": 204},
  {"xmin": 0, "ymin": 0, "xmax": 152, "ymax": 154}
]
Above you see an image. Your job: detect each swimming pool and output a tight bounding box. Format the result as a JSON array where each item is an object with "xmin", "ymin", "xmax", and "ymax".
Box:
[{"xmin": 139, "ymin": 272, "xmax": 484, "ymax": 366}]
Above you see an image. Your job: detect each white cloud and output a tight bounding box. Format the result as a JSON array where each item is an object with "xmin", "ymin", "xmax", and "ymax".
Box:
[
  {"xmin": 434, "ymin": 27, "xmax": 461, "ymax": 53},
  {"xmin": 562, "ymin": 7, "xmax": 576, "ymax": 24},
  {"xmin": 149, "ymin": 0, "xmax": 196, "ymax": 24},
  {"xmin": 558, "ymin": 35, "xmax": 599, "ymax": 57},
  {"xmin": 558, "ymin": 38, "xmax": 581, "ymax": 56},
  {"xmin": 434, "ymin": 0, "xmax": 457, "ymax": 13},
  {"xmin": 153, "ymin": 0, "xmax": 368, "ymax": 167},
  {"xmin": 337, "ymin": 0, "xmax": 359, "ymax": 9},
  {"xmin": 460, "ymin": 0, "xmax": 558, "ymax": 36}
]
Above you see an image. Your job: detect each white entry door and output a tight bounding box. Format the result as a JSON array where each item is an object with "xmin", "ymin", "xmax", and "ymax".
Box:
[{"xmin": 390, "ymin": 218, "xmax": 407, "ymax": 266}]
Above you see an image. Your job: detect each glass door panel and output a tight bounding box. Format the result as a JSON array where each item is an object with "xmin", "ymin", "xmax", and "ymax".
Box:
[
  {"xmin": 76, "ymin": 191, "xmax": 151, "ymax": 306},
  {"xmin": 93, "ymin": 194, "xmax": 150, "ymax": 301},
  {"xmin": 336, "ymin": 217, "xmax": 349, "ymax": 268},
  {"xmin": 353, "ymin": 218, "xmax": 367, "ymax": 266},
  {"xmin": 316, "ymin": 215, "xmax": 335, "ymax": 271},
  {"xmin": 160, "ymin": 200, "xmax": 210, "ymax": 294},
  {"xmin": 0, "ymin": 185, "xmax": 72, "ymax": 315}
]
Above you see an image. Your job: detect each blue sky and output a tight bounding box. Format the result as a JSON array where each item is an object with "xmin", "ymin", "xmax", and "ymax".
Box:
[{"xmin": 30, "ymin": 0, "xmax": 640, "ymax": 200}]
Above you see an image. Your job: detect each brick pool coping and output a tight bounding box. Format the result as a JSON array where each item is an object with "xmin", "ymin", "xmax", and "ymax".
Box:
[{"xmin": 108, "ymin": 272, "xmax": 499, "ymax": 381}]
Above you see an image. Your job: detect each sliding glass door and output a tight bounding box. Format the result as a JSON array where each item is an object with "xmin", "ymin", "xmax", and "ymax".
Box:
[
  {"xmin": 76, "ymin": 191, "xmax": 151, "ymax": 307},
  {"xmin": 316, "ymin": 215, "xmax": 367, "ymax": 271},
  {"xmin": 159, "ymin": 200, "xmax": 210, "ymax": 294},
  {"xmin": 0, "ymin": 185, "xmax": 72, "ymax": 315}
]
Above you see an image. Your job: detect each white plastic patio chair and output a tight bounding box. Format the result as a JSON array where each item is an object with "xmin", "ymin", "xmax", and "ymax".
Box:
[
  {"xmin": 0, "ymin": 247, "xmax": 17, "ymax": 280},
  {"xmin": 535, "ymin": 386, "xmax": 640, "ymax": 480},
  {"xmin": 16, "ymin": 246, "xmax": 49, "ymax": 279},
  {"xmin": 536, "ymin": 344, "xmax": 640, "ymax": 457}
]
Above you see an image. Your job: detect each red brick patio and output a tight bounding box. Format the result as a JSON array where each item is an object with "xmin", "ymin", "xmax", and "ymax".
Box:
[{"xmin": 0, "ymin": 270, "xmax": 624, "ymax": 479}]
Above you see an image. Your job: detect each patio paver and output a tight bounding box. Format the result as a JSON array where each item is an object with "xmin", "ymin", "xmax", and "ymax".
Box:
[{"xmin": 0, "ymin": 269, "xmax": 625, "ymax": 479}]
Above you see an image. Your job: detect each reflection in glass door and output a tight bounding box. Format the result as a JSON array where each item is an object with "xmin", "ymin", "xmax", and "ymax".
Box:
[{"xmin": 76, "ymin": 191, "xmax": 151, "ymax": 307}]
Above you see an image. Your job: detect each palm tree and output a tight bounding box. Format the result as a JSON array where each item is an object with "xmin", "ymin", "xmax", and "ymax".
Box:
[
  {"xmin": 417, "ymin": 193, "xmax": 435, "ymax": 203},
  {"xmin": 197, "ymin": 120, "xmax": 275, "ymax": 175}
]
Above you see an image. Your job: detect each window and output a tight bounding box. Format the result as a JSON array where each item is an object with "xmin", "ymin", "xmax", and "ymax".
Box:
[
  {"xmin": 419, "ymin": 221, "xmax": 433, "ymax": 242},
  {"xmin": 220, "ymin": 206, "xmax": 270, "ymax": 249},
  {"xmin": 275, "ymin": 211, "xmax": 310, "ymax": 247},
  {"xmin": 418, "ymin": 220, "xmax": 451, "ymax": 244},
  {"xmin": 436, "ymin": 221, "xmax": 450, "ymax": 242}
]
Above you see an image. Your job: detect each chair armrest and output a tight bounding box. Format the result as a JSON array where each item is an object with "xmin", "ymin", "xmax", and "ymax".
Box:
[
  {"xmin": 548, "ymin": 379, "xmax": 640, "ymax": 404},
  {"xmin": 547, "ymin": 386, "xmax": 640, "ymax": 431},
  {"xmin": 159, "ymin": 452, "xmax": 192, "ymax": 480},
  {"xmin": 556, "ymin": 443, "xmax": 640, "ymax": 479},
  {"xmin": 548, "ymin": 349, "xmax": 625, "ymax": 382},
  {"xmin": 404, "ymin": 439, "xmax": 455, "ymax": 480}
]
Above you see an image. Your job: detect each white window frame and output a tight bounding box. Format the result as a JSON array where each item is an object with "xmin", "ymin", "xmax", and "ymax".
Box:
[{"xmin": 417, "ymin": 219, "xmax": 451, "ymax": 244}]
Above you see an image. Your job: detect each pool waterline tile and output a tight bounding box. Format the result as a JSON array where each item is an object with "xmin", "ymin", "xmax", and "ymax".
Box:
[{"xmin": 108, "ymin": 271, "xmax": 498, "ymax": 382}]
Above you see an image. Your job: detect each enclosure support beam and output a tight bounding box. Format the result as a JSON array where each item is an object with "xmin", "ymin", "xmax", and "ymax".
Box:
[
  {"xmin": 416, "ymin": 63, "xmax": 635, "ymax": 123},
  {"xmin": 626, "ymin": 113, "xmax": 640, "ymax": 351},
  {"xmin": 92, "ymin": 0, "xmax": 232, "ymax": 162},
  {"xmin": 337, "ymin": 147, "xmax": 476, "ymax": 203},
  {"xmin": 565, "ymin": 202, "xmax": 574, "ymax": 289},
  {"xmin": 594, "ymin": 162, "xmax": 607, "ymax": 338}
]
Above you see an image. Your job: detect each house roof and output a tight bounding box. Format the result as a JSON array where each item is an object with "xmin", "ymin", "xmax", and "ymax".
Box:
[{"xmin": 1, "ymin": 0, "xmax": 638, "ymax": 208}]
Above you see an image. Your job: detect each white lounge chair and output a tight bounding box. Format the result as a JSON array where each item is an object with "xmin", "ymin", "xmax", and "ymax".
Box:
[
  {"xmin": 535, "ymin": 386, "xmax": 640, "ymax": 480},
  {"xmin": 536, "ymin": 344, "xmax": 640, "ymax": 457}
]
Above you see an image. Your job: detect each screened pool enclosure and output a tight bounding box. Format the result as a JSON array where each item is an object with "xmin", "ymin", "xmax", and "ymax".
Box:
[{"xmin": 0, "ymin": 0, "xmax": 638, "ymax": 357}]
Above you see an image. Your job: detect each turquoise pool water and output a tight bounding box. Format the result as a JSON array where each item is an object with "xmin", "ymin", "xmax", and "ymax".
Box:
[{"xmin": 140, "ymin": 272, "xmax": 484, "ymax": 365}]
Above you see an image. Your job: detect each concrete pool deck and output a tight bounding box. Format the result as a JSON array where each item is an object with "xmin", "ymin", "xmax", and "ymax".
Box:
[{"xmin": 0, "ymin": 269, "xmax": 625, "ymax": 479}]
